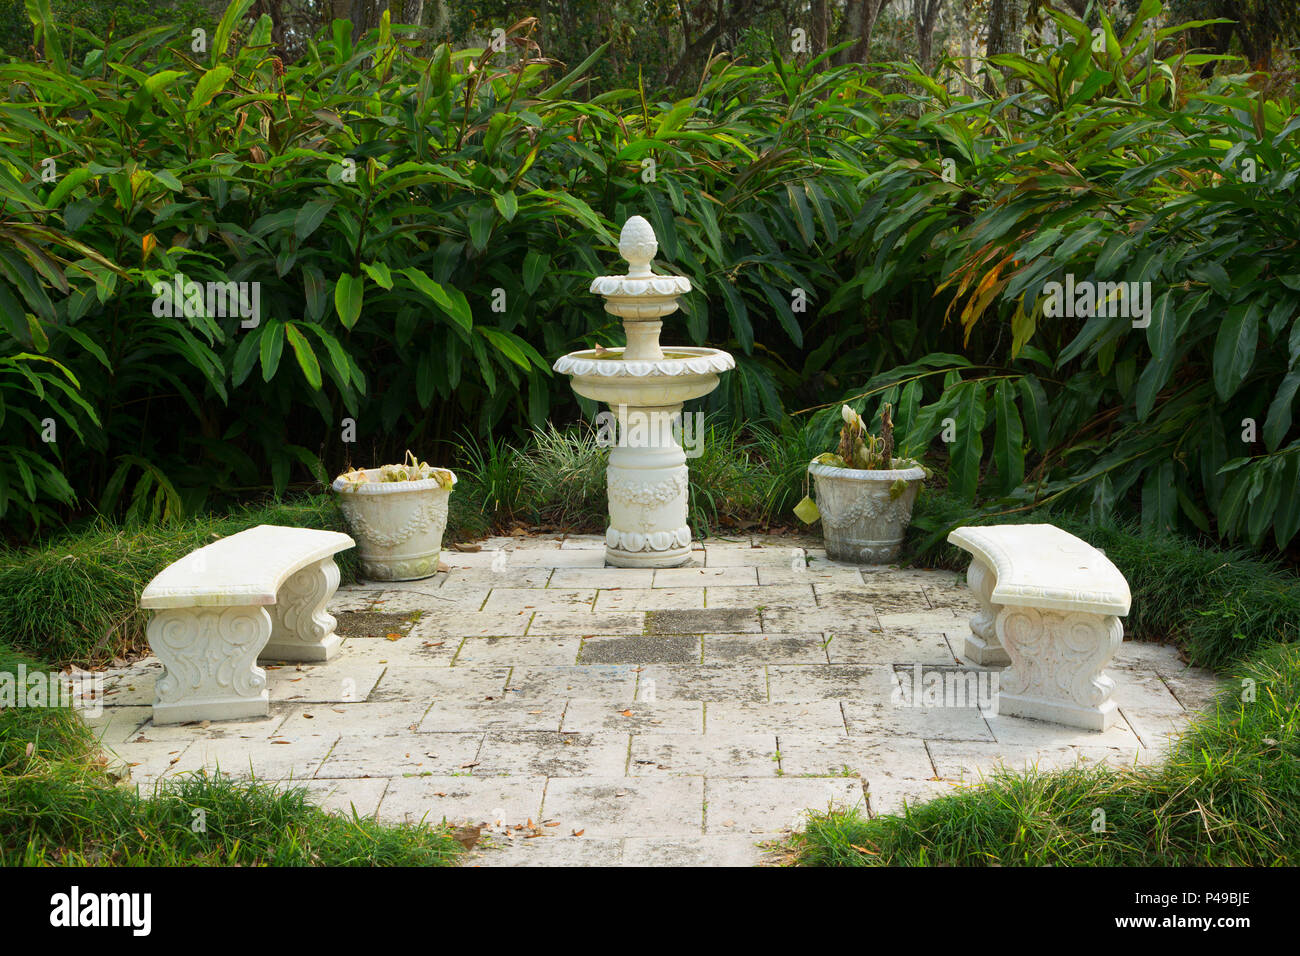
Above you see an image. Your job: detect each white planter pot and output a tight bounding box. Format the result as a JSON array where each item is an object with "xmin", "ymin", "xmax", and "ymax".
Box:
[
  {"xmin": 330, "ymin": 470, "xmax": 455, "ymax": 581},
  {"xmin": 808, "ymin": 461, "xmax": 926, "ymax": 563}
]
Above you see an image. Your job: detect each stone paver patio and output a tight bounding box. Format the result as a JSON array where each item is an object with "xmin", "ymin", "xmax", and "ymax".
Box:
[{"xmin": 90, "ymin": 533, "xmax": 1221, "ymax": 866}]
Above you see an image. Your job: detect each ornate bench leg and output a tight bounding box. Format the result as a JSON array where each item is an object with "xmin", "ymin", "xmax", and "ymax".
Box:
[
  {"xmin": 994, "ymin": 606, "xmax": 1122, "ymax": 731},
  {"xmin": 262, "ymin": 557, "xmax": 343, "ymax": 662},
  {"xmin": 148, "ymin": 606, "xmax": 271, "ymax": 724},
  {"xmin": 963, "ymin": 557, "xmax": 1010, "ymax": 666}
]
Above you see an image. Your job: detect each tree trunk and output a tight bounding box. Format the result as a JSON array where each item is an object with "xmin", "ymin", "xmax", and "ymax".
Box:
[
  {"xmin": 913, "ymin": 0, "xmax": 941, "ymax": 71},
  {"xmin": 862, "ymin": 0, "xmax": 893, "ymax": 65},
  {"xmin": 835, "ymin": 0, "xmax": 864, "ymax": 65},
  {"xmin": 349, "ymin": 0, "xmax": 383, "ymax": 43},
  {"xmin": 811, "ymin": 0, "xmax": 828, "ymax": 57},
  {"xmin": 984, "ymin": 0, "xmax": 1025, "ymax": 92},
  {"xmin": 397, "ymin": 0, "xmax": 424, "ymax": 26}
]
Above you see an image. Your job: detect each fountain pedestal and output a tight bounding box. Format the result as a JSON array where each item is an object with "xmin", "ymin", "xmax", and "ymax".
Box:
[{"xmin": 554, "ymin": 217, "xmax": 734, "ymax": 569}]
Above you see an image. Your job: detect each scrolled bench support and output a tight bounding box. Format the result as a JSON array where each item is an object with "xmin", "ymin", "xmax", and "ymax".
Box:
[
  {"xmin": 262, "ymin": 557, "xmax": 343, "ymax": 662},
  {"xmin": 149, "ymin": 606, "xmax": 271, "ymax": 724},
  {"xmin": 963, "ymin": 557, "xmax": 1010, "ymax": 666},
  {"xmin": 994, "ymin": 605, "xmax": 1123, "ymax": 731}
]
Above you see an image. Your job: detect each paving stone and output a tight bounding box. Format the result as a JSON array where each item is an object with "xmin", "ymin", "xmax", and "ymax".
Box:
[
  {"xmin": 757, "ymin": 566, "xmax": 866, "ymax": 588},
  {"xmin": 705, "ymin": 546, "xmax": 803, "ymax": 567},
  {"xmin": 518, "ymin": 550, "xmax": 608, "ymax": 569},
  {"xmin": 368, "ymin": 589, "xmax": 489, "ymax": 614},
  {"xmin": 482, "ymin": 588, "xmax": 596, "ymax": 612},
  {"xmin": 130, "ymin": 710, "xmax": 287, "ymax": 742},
  {"xmin": 107, "ymin": 739, "xmax": 192, "ymax": 786},
  {"xmin": 83, "ymin": 705, "xmax": 151, "ymax": 745},
  {"xmin": 841, "ymin": 699, "xmax": 995, "ymax": 741},
  {"xmin": 866, "ymin": 777, "xmax": 959, "ymax": 817},
  {"xmin": 1111, "ymin": 640, "xmax": 1184, "ymax": 670},
  {"xmin": 980, "ymin": 711, "xmax": 1142, "ymax": 748},
  {"xmin": 705, "ymin": 700, "xmax": 845, "ymax": 735},
  {"xmin": 479, "ymin": 536, "xmax": 561, "ymax": 551},
  {"xmin": 629, "ymin": 733, "xmax": 780, "ymax": 777},
  {"xmin": 378, "ymin": 775, "xmax": 546, "ymax": 828},
  {"xmin": 580, "ymin": 635, "xmax": 701, "ymax": 664},
  {"xmin": 266, "ymin": 662, "xmax": 386, "ymax": 704},
  {"xmin": 766, "ymin": 664, "xmax": 895, "ymax": 701},
  {"xmin": 762, "ymin": 606, "xmax": 879, "ymax": 633},
  {"xmin": 1109, "ymin": 670, "xmax": 1191, "ymax": 749},
  {"xmin": 297, "ymin": 778, "xmax": 389, "ymax": 819},
  {"xmin": 1159, "ymin": 668, "xmax": 1225, "ymax": 713},
  {"xmin": 637, "ymin": 664, "xmax": 768, "ymax": 702},
  {"xmin": 543, "ymin": 777, "xmax": 703, "ymax": 837},
  {"xmin": 317, "ymin": 732, "xmax": 482, "ymax": 778},
  {"xmin": 876, "ymin": 609, "xmax": 966, "ymax": 630},
  {"xmin": 471, "ymin": 836, "xmax": 625, "ymax": 866},
  {"xmin": 527, "ymin": 610, "xmax": 646, "ymax": 635},
  {"xmin": 169, "ymin": 735, "xmax": 335, "ymax": 781},
  {"xmin": 474, "ymin": 731, "xmax": 629, "ymax": 777},
  {"xmin": 594, "ymin": 586, "xmax": 704, "ymax": 611},
  {"xmin": 560, "ymin": 534, "xmax": 606, "ymax": 550},
  {"xmin": 419, "ymin": 698, "xmax": 566, "ymax": 733},
  {"xmin": 775, "ymin": 734, "xmax": 935, "ymax": 780},
  {"xmin": 703, "ymin": 634, "xmax": 829, "ymax": 664},
  {"xmin": 551, "ymin": 567, "xmax": 654, "ymax": 589},
  {"xmin": 371, "ymin": 665, "xmax": 510, "ymax": 703},
  {"xmin": 339, "ymin": 634, "xmax": 459, "ymax": 667},
  {"xmin": 561, "ymin": 699, "xmax": 704, "ymax": 734},
  {"xmin": 454, "ymin": 636, "xmax": 582, "ymax": 666},
  {"xmin": 275, "ymin": 701, "xmax": 431, "ymax": 739},
  {"xmin": 652, "ymin": 567, "xmax": 758, "ymax": 588},
  {"xmin": 704, "ymin": 584, "xmax": 817, "ymax": 609},
  {"xmin": 647, "ymin": 608, "xmax": 760, "ymax": 634},
  {"xmin": 440, "ymin": 549, "xmax": 516, "ymax": 569},
  {"xmin": 926, "ymin": 741, "xmax": 1145, "ymax": 780},
  {"xmin": 621, "ymin": 835, "xmax": 774, "ymax": 866},
  {"xmin": 921, "ymin": 576, "xmax": 982, "ymax": 613},
  {"xmin": 99, "ymin": 666, "xmax": 163, "ymax": 706},
  {"xmin": 439, "ymin": 567, "xmax": 553, "ymax": 588},
  {"xmin": 328, "ymin": 588, "xmax": 387, "ymax": 612},
  {"xmin": 822, "ymin": 628, "xmax": 957, "ymax": 665},
  {"xmin": 505, "ymin": 665, "xmax": 640, "ymax": 700},
  {"xmin": 819, "ymin": 586, "xmax": 929, "ymax": 614},
  {"xmin": 705, "ymin": 778, "xmax": 864, "ymax": 834},
  {"xmin": 409, "ymin": 610, "xmax": 532, "ymax": 637}
]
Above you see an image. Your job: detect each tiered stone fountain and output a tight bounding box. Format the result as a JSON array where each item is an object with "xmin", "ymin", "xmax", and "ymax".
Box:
[{"xmin": 554, "ymin": 216, "xmax": 734, "ymax": 568}]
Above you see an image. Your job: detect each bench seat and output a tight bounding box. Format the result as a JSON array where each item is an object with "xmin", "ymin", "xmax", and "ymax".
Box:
[
  {"xmin": 141, "ymin": 525, "xmax": 354, "ymax": 724},
  {"xmin": 948, "ymin": 523, "xmax": 1131, "ymax": 731}
]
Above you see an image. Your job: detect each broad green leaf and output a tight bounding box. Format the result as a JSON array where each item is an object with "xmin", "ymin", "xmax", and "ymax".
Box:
[
  {"xmin": 334, "ymin": 273, "xmax": 364, "ymax": 329},
  {"xmin": 1212, "ymin": 302, "xmax": 1259, "ymax": 401},
  {"xmin": 284, "ymin": 323, "xmax": 322, "ymax": 389}
]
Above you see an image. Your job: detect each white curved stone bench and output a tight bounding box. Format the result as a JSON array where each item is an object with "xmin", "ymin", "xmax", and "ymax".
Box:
[
  {"xmin": 140, "ymin": 525, "xmax": 354, "ymax": 724},
  {"xmin": 948, "ymin": 524, "xmax": 1130, "ymax": 731}
]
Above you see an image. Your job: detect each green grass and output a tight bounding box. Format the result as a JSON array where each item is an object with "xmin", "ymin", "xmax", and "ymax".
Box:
[
  {"xmin": 792, "ymin": 642, "xmax": 1300, "ymax": 866},
  {"xmin": 0, "ymin": 643, "xmax": 462, "ymax": 866},
  {"xmin": 904, "ymin": 493, "xmax": 1300, "ymax": 671}
]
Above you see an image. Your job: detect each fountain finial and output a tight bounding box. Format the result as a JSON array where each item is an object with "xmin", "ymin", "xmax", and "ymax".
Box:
[{"xmin": 619, "ymin": 216, "xmax": 658, "ymax": 278}]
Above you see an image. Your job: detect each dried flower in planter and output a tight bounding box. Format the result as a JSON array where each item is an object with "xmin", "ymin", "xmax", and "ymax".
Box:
[
  {"xmin": 336, "ymin": 450, "xmax": 455, "ymax": 490},
  {"xmin": 795, "ymin": 402, "xmax": 927, "ymax": 563}
]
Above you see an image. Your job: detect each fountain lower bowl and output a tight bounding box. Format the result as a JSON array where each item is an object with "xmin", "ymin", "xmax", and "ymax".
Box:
[{"xmin": 554, "ymin": 347, "xmax": 735, "ymax": 405}]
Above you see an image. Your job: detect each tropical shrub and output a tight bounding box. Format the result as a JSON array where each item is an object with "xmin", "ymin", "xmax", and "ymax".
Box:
[{"xmin": 801, "ymin": 2, "xmax": 1300, "ymax": 550}]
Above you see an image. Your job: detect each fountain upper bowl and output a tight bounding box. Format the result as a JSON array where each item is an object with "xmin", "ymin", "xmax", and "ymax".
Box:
[{"xmin": 553, "ymin": 346, "xmax": 735, "ymax": 405}]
